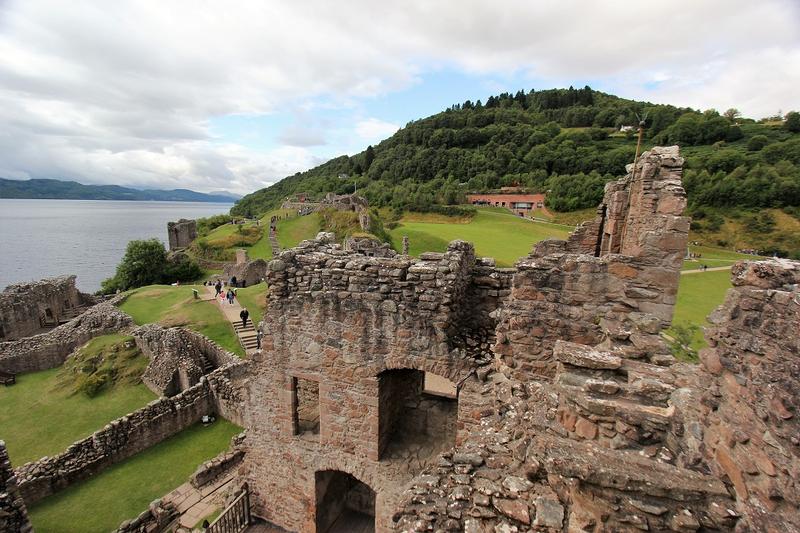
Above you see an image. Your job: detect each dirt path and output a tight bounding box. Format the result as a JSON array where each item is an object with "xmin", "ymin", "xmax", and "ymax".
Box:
[{"xmin": 681, "ymin": 265, "xmax": 733, "ymax": 275}]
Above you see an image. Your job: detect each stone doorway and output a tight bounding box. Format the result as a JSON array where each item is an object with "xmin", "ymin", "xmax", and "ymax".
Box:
[
  {"xmin": 315, "ymin": 470, "xmax": 375, "ymax": 533},
  {"xmin": 377, "ymin": 369, "xmax": 458, "ymax": 462}
]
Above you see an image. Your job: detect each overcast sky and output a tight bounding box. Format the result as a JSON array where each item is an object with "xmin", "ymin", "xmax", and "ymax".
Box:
[{"xmin": 1, "ymin": 0, "xmax": 798, "ymax": 195}]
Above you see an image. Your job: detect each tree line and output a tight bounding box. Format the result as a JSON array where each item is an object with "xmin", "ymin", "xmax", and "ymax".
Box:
[{"xmin": 232, "ymin": 87, "xmax": 800, "ymax": 217}]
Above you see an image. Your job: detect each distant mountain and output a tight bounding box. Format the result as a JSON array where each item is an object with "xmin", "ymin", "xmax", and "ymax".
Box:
[
  {"xmin": 0, "ymin": 178, "xmax": 235, "ymax": 203},
  {"xmin": 208, "ymin": 190, "xmax": 243, "ymax": 200}
]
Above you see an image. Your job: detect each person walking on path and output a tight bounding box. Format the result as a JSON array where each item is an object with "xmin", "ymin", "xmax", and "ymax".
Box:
[
  {"xmin": 214, "ymin": 280, "xmax": 222, "ymax": 297},
  {"xmin": 240, "ymin": 308, "xmax": 250, "ymax": 328},
  {"xmin": 226, "ymin": 288, "xmax": 235, "ymax": 305}
]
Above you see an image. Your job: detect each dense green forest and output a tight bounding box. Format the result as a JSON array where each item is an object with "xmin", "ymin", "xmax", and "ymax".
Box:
[{"xmin": 232, "ymin": 87, "xmax": 800, "ymax": 219}]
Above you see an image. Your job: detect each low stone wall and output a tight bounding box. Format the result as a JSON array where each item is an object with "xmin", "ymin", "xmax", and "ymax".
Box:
[
  {"xmin": 15, "ymin": 381, "xmax": 213, "ymax": 504},
  {"xmin": 0, "ymin": 299, "xmax": 133, "ymax": 374},
  {"xmin": 14, "ymin": 361, "xmax": 247, "ymax": 505},
  {"xmin": 0, "ymin": 441, "xmax": 32, "ymax": 533}
]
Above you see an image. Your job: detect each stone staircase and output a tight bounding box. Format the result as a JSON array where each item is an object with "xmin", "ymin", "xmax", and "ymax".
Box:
[
  {"xmin": 233, "ymin": 320, "xmax": 259, "ymax": 351},
  {"xmin": 268, "ymin": 231, "xmax": 281, "ymax": 256},
  {"xmin": 58, "ymin": 305, "xmax": 86, "ymax": 324},
  {"xmin": 198, "ymin": 353, "xmax": 216, "ymax": 374}
]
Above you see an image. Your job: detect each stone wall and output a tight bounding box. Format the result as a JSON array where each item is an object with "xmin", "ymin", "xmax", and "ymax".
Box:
[
  {"xmin": 239, "ymin": 231, "xmax": 516, "ymax": 532},
  {"xmin": 0, "ymin": 299, "xmax": 133, "ymax": 374},
  {"xmin": 698, "ymin": 259, "xmax": 800, "ymax": 531},
  {"xmin": 0, "ymin": 441, "xmax": 32, "ymax": 533},
  {"xmin": 0, "ymin": 275, "xmax": 95, "ymax": 341},
  {"xmin": 14, "ymin": 362, "xmax": 246, "ymax": 505},
  {"xmin": 167, "ymin": 219, "xmax": 197, "ymax": 250},
  {"xmin": 223, "ymin": 258, "xmax": 268, "ymax": 287},
  {"xmin": 494, "ymin": 146, "xmax": 688, "ymax": 379},
  {"xmin": 134, "ymin": 324, "xmax": 240, "ymax": 396}
]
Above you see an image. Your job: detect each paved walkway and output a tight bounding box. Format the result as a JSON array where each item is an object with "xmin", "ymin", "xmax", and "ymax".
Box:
[
  {"xmin": 269, "ymin": 229, "xmax": 281, "ymax": 256},
  {"xmin": 165, "ymin": 471, "xmax": 235, "ymax": 529},
  {"xmin": 681, "ymin": 265, "xmax": 733, "ymax": 275},
  {"xmin": 206, "ymin": 286, "xmax": 259, "ymax": 355}
]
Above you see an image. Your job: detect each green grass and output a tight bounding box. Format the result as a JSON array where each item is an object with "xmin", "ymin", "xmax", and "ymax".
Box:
[
  {"xmin": 276, "ymin": 212, "xmax": 322, "ymax": 250},
  {"xmin": 28, "ymin": 420, "xmax": 241, "ymax": 533},
  {"xmin": 235, "ymin": 282, "xmax": 267, "ymax": 326},
  {"xmin": 0, "ymin": 364, "xmax": 155, "ymax": 465},
  {"xmin": 389, "ymin": 209, "xmax": 570, "ymax": 266},
  {"xmin": 119, "ymin": 285, "xmax": 244, "ymax": 356},
  {"xmin": 669, "ymin": 269, "xmax": 733, "ymax": 351}
]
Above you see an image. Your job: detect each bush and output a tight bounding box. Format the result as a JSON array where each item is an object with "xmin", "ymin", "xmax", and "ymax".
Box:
[
  {"xmin": 747, "ymin": 135, "xmax": 769, "ymax": 152},
  {"xmin": 101, "ymin": 239, "xmax": 203, "ymax": 293},
  {"xmin": 668, "ymin": 322, "xmax": 699, "ymax": 363},
  {"xmin": 196, "ymin": 214, "xmax": 233, "ymax": 236}
]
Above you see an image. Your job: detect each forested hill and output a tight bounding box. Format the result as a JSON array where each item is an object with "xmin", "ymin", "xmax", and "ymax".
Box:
[
  {"xmin": 232, "ymin": 87, "xmax": 800, "ymax": 217},
  {"xmin": 0, "ymin": 178, "xmax": 238, "ymax": 203}
]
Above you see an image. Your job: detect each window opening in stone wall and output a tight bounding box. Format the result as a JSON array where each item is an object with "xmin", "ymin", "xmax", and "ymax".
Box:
[
  {"xmin": 292, "ymin": 376, "xmax": 320, "ymax": 438},
  {"xmin": 378, "ymin": 369, "xmax": 458, "ymax": 461},
  {"xmin": 315, "ymin": 470, "xmax": 375, "ymax": 533}
]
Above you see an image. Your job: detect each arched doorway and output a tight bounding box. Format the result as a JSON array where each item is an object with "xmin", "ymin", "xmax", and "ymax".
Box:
[{"xmin": 315, "ymin": 470, "xmax": 375, "ymax": 533}]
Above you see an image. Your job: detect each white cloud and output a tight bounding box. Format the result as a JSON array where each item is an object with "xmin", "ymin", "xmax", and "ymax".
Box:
[
  {"xmin": 355, "ymin": 118, "xmax": 401, "ymax": 145},
  {"xmin": 0, "ymin": 0, "xmax": 797, "ymax": 194}
]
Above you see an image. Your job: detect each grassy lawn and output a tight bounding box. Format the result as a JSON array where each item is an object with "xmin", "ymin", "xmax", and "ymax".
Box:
[
  {"xmin": 389, "ymin": 209, "xmax": 570, "ymax": 266},
  {"xmin": 29, "ymin": 420, "xmax": 241, "ymax": 533},
  {"xmin": 235, "ymin": 282, "xmax": 267, "ymax": 326},
  {"xmin": 276, "ymin": 212, "xmax": 322, "ymax": 250},
  {"xmin": 119, "ymin": 285, "xmax": 244, "ymax": 356},
  {"xmin": 0, "ymin": 361, "xmax": 155, "ymax": 466},
  {"xmin": 669, "ymin": 269, "xmax": 733, "ymax": 351}
]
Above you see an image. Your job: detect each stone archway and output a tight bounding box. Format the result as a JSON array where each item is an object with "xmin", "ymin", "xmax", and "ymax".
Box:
[{"xmin": 315, "ymin": 470, "xmax": 375, "ymax": 533}]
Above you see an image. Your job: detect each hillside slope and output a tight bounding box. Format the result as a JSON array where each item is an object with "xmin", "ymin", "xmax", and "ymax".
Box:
[{"xmin": 233, "ymin": 88, "xmax": 800, "ymax": 255}]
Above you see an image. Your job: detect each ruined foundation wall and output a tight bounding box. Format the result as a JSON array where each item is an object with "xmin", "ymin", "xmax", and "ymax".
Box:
[
  {"xmin": 698, "ymin": 260, "xmax": 800, "ymax": 532},
  {"xmin": 0, "ymin": 275, "xmax": 94, "ymax": 341},
  {"xmin": 0, "ymin": 441, "xmax": 32, "ymax": 533},
  {"xmin": 222, "ymin": 258, "xmax": 268, "ymax": 287},
  {"xmin": 0, "ymin": 299, "xmax": 133, "ymax": 374},
  {"xmin": 494, "ymin": 146, "xmax": 689, "ymax": 379},
  {"xmin": 14, "ymin": 362, "xmax": 245, "ymax": 505},
  {"xmin": 134, "ymin": 324, "xmax": 240, "ymax": 396}
]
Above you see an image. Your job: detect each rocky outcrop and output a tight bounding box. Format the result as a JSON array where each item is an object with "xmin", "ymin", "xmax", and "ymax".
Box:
[
  {"xmin": 0, "ymin": 298, "xmax": 133, "ymax": 374},
  {"xmin": 223, "ymin": 258, "xmax": 268, "ymax": 287}
]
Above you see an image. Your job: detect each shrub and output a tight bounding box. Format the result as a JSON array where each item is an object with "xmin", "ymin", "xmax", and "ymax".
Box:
[{"xmin": 747, "ymin": 135, "xmax": 769, "ymax": 152}]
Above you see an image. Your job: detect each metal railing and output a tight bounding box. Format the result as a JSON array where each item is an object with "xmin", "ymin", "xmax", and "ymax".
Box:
[{"xmin": 207, "ymin": 483, "xmax": 251, "ymax": 533}]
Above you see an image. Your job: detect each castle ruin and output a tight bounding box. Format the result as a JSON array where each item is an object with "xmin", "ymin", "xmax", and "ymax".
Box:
[
  {"xmin": 167, "ymin": 219, "xmax": 197, "ymax": 250},
  {"xmin": 2, "ymin": 146, "xmax": 799, "ymax": 532}
]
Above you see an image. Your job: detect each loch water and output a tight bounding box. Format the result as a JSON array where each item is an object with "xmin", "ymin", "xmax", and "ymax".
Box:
[{"xmin": 0, "ymin": 199, "xmax": 232, "ymax": 292}]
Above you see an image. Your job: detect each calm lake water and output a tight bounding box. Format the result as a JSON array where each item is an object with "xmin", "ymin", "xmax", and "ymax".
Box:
[{"xmin": 0, "ymin": 199, "xmax": 232, "ymax": 292}]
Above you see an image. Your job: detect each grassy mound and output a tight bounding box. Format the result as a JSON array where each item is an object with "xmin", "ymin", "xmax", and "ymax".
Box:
[{"xmin": 56, "ymin": 334, "xmax": 148, "ymax": 397}]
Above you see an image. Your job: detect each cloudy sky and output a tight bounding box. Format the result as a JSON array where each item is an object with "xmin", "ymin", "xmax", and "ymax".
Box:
[{"xmin": 1, "ymin": 1, "xmax": 798, "ymax": 195}]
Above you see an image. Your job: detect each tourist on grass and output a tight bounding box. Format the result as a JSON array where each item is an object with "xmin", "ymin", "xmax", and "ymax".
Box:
[{"xmin": 240, "ymin": 308, "xmax": 249, "ymax": 328}]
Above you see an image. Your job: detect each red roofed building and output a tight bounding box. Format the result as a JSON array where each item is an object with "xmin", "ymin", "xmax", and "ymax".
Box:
[{"xmin": 466, "ymin": 192, "xmax": 546, "ymax": 216}]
